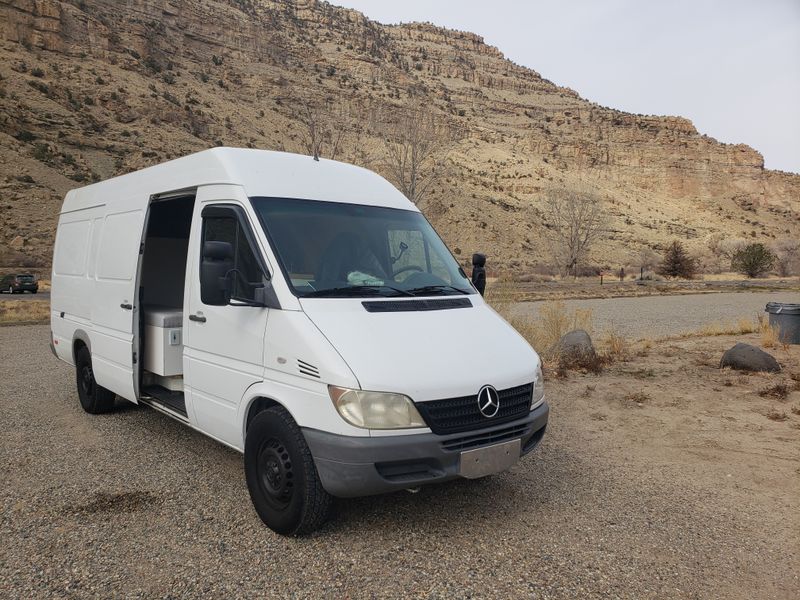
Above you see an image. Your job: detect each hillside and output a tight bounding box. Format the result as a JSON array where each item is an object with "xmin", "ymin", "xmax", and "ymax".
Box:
[{"xmin": 1, "ymin": 0, "xmax": 798, "ymax": 274}]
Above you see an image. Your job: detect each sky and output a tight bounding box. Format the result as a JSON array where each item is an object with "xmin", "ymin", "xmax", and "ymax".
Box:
[{"xmin": 332, "ymin": 0, "xmax": 800, "ymax": 174}]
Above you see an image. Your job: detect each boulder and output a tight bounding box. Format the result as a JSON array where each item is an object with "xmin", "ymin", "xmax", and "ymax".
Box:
[
  {"xmin": 554, "ymin": 329, "xmax": 598, "ymax": 369},
  {"xmin": 720, "ymin": 343, "xmax": 781, "ymax": 373}
]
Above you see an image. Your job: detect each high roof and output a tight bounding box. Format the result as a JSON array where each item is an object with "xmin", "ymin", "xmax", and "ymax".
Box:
[{"xmin": 61, "ymin": 148, "xmax": 414, "ymax": 213}]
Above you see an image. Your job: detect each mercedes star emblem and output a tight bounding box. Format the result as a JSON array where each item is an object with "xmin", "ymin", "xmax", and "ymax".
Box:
[{"xmin": 477, "ymin": 385, "xmax": 500, "ymax": 418}]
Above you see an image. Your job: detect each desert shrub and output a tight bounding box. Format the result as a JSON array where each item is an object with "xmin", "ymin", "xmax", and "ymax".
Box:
[
  {"xmin": 731, "ymin": 243, "xmax": 775, "ymax": 278},
  {"xmin": 30, "ymin": 67, "xmax": 45, "ymax": 77},
  {"xmin": 16, "ymin": 130, "xmax": 36, "ymax": 142},
  {"xmin": 759, "ymin": 382, "xmax": 789, "ymax": 399}
]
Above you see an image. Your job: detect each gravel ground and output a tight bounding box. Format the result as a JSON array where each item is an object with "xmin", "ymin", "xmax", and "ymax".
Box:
[
  {"xmin": 1, "ymin": 325, "xmax": 797, "ymax": 599},
  {"xmin": 511, "ymin": 291, "xmax": 799, "ymax": 339}
]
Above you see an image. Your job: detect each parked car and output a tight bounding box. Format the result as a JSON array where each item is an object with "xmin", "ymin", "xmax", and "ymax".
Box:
[
  {"xmin": 1, "ymin": 273, "xmax": 38, "ymax": 294},
  {"xmin": 49, "ymin": 148, "xmax": 548, "ymax": 535}
]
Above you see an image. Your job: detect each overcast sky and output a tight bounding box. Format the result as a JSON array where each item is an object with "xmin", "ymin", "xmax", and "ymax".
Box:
[{"xmin": 333, "ymin": 0, "xmax": 800, "ymax": 174}]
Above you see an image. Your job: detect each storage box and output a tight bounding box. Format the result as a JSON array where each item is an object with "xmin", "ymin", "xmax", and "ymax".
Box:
[{"xmin": 143, "ymin": 307, "xmax": 183, "ymax": 376}]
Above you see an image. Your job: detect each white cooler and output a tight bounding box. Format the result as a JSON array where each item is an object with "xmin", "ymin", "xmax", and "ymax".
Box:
[{"xmin": 143, "ymin": 306, "xmax": 183, "ymax": 377}]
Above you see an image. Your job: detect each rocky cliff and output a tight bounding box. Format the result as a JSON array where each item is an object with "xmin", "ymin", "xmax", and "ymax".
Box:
[{"xmin": 0, "ymin": 0, "xmax": 797, "ymax": 272}]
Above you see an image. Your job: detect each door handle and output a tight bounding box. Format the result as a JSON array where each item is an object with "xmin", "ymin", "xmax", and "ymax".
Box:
[
  {"xmin": 120, "ymin": 303, "xmax": 133, "ymax": 310},
  {"xmin": 189, "ymin": 313, "xmax": 206, "ymax": 323}
]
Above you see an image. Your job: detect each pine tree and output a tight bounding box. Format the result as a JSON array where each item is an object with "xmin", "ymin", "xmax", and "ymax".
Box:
[
  {"xmin": 731, "ymin": 243, "xmax": 775, "ymax": 278},
  {"xmin": 657, "ymin": 241, "xmax": 697, "ymax": 279}
]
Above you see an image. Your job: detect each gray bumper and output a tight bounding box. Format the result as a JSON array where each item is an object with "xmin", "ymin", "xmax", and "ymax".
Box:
[{"xmin": 303, "ymin": 401, "xmax": 549, "ymax": 498}]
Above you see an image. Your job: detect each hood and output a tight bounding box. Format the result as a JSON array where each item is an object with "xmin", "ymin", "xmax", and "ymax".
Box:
[{"xmin": 299, "ymin": 296, "xmax": 539, "ymax": 401}]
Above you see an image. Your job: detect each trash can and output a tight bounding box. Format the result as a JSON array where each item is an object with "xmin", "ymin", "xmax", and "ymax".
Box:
[{"xmin": 765, "ymin": 302, "xmax": 800, "ymax": 344}]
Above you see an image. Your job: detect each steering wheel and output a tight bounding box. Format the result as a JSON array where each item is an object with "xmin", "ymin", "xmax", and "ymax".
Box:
[{"xmin": 393, "ymin": 265, "xmax": 424, "ymax": 277}]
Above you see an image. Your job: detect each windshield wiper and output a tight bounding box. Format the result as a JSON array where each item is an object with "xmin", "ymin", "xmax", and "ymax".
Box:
[
  {"xmin": 406, "ymin": 285, "xmax": 471, "ymax": 296},
  {"xmin": 303, "ymin": 285, "xmax": 413, "ymax": 298}
]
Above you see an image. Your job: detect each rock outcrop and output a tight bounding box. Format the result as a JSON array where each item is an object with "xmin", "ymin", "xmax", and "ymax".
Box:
[{"xmin": 0, "ymin": 0, "xmax": 797, "ymax": 271}]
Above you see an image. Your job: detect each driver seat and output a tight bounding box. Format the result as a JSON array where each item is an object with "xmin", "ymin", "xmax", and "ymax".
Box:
[{"xmin": 315, "ymin": 233, "xmax": 386, "ymax": 285}]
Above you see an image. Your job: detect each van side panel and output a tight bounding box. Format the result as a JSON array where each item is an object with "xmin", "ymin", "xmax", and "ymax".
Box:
[
  {"xmin": 88, "ymin": 207, "xmax": 145, "ymax": 402},
  {"xmin": 51, "ymin": 207, "xmax": 103, "ymax": 364}
]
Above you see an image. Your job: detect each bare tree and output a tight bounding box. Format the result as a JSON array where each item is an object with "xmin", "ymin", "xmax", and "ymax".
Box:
[
  {"xmin": 298, "ymin": 101, "xmax": 345, "ymax": 161},
  {"xmin": 772, "ymin": 237, "xmax": 800, "ymax": 276},
  {"xmin": 380, "ymin": 103, "xmax": 452, "ymax": 204},
  {"xmin": 707, "ymin": 233, "xmax": 746, "ymax": 272},
  {"xmin": 542, "ymin": 187, "xmax": 608, "ymax": 278},
  {"xmin": 632, "ymin": 247, "xmax": 659, "ymax": 278}
]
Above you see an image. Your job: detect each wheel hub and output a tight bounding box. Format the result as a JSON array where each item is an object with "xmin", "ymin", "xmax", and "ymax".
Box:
[
  {"xmin": 81, "ymin": 365, "xmax": 93, "ymax": 395},
  {"xmin": 258, "ymin": 439, "xmax": 293, "ymax": 508}
]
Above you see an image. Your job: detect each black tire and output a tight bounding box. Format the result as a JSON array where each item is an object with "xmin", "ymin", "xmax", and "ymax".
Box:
[
  {"xmin": 75, "ymin": 346, "xmax": 116, "ymax": 414},
  {"xmin": 244, "ymin": 406, "xmax": 331, "ymax": 535}
]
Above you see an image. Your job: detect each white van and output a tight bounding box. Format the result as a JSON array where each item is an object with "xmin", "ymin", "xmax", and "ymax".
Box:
[{"xmin": 50, "ymin": 148, "xmax": 548, "ymax": 535}]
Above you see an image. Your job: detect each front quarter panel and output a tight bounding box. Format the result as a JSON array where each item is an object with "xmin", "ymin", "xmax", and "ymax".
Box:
[{"xmin": 238, "ymin": 310, "xmax": 366, "ymax": 446}]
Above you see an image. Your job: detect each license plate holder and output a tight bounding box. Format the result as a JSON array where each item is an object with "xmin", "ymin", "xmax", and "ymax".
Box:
[{"xmin": 459, "ymin": 438, "xmax": 521, "ymax": 479}]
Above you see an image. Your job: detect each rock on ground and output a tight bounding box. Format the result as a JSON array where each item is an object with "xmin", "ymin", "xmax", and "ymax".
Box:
[
  {"xmin": 719, "ymin": 342, "xmax": 781, "ymax": 373},
  {"xmin": 554, "ymin": 329, "xmax": 598, "ymax": 369}
]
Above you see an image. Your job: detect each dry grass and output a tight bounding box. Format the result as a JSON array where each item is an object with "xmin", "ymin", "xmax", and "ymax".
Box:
[
  {"xmin": 0, "ymin": 300, "xmax": 50, "ymax": 324},
  {"xmin": 758, "ymin": 382, "xmax": 790, "ymax": 400},
  {"xmin": 766, "ymin": 409, "xmax": 788, "ymax": 422},
  {"xmin": 697, "ymin": 317, "xmax": 759, "ymax": 337},
  {"xmin": 759, "ymin": 315, "xmax": 782, "ymax": 348},
  {"xmin": 491, "ymin": 297, "xmax": 593, "ymax": 364},
  {"xmin": 623, "ymin": 391, "xmax": 651, "ymax": 406},
  {"xmin": 599, "ymin": 327, "xmax": 628, "ymax": 361}
]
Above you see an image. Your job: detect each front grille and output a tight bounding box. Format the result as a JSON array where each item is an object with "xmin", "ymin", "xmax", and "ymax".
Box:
[
  {"xmin": 416, "ymin": 383, "xmax": 533, "ymax": 435},
  {"xmin": 442, "ymin": 423, "xmax": 531, "ymax": 452}
]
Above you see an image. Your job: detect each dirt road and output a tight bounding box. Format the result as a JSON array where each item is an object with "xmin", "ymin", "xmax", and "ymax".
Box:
[
  {"xmin": 1, "ymin": 326, "xmax": 798, "ymax": 598},
  {"xmin": 512, "ymin": 291, "xmax": 799, "ymax": 338}
]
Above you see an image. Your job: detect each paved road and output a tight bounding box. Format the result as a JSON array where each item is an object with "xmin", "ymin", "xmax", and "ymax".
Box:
[
  {"xmin": 0, "ymin": 291, "xmax": 50, "ymax": 301},
  {"xmin": 511, "ymin": 291, "xmax": 799, "ymax": 339}
]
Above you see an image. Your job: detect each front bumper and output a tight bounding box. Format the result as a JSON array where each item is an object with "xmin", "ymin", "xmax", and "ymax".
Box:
[{"xmin": 303, "ymin": 401, "xmax": 549, "ymax": 498}]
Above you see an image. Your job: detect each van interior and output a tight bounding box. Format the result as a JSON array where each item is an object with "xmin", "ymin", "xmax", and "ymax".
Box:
[{"xmin": 137, "ymin": 193, "xmax": 195, "ymax": 418}]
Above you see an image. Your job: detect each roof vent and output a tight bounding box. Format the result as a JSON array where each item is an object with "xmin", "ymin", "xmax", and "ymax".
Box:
[{"xmin": 297, "ymin": 359, "xmax": 320, "ymax": 378}]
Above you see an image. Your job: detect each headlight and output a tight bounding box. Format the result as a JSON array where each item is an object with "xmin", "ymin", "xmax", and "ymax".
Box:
[
  {"xmin": 532, "ymin": 362, "xmax": 545, "ymax": 407},
  {"xmin": 328, "ymin": 386, "xmax": 426, "ymax": 429}
]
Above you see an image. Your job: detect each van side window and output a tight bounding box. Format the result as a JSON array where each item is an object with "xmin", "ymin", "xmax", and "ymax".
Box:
[{"xmin": 202, "ymin": 213, "xmax": 263, "ymax": 303}]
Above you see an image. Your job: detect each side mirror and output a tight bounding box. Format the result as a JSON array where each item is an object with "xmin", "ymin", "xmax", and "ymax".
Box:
[{"xmin": 200, "ymin": 241, "xmax": 234, "ymax": 305}]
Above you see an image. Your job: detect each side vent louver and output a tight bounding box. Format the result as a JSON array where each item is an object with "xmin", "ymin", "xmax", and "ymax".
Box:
[{"xmin": 297, "ymin": 359, "xmax": 320, "ymax": 379}]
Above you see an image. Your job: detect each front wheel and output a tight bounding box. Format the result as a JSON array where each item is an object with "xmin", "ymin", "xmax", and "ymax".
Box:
[
  {"xmin": 75, "ymin": 346, "xmax": 116, "ymax": 414},
  {"xmin": 244, "ymin": 406, "xmax": 331, "ymax": 535}
]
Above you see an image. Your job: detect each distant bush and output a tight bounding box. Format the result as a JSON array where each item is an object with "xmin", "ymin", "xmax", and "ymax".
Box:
[
  {"xmin": 30, "ymin": 67, "xmax": 45, "ymax": 77},
  {"xmin": 731, "ymin": 243, "xmax": 775, "ymax": 278},
  {"xmin": 16, "ymin": 130, "xmax": 36, "ymax": 142}
]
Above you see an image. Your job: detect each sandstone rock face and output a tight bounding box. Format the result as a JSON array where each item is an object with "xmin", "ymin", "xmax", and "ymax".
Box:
[
  {"xmin": 720, "ymin": 343, "xmax": 781, "ymax": 373},
  {"xmin": 0, "ymin": 0, "xmax": 797, "ymax": 271}
]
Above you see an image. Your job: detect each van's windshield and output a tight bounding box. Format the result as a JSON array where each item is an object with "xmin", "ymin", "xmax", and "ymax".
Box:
[{"xmin": 250, "ymin": 197, "xmax": 474, "ymax": 298}]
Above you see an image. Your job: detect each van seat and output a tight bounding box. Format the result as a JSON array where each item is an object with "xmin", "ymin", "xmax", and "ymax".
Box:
[{"xmin": 143, "ymin": 305, "xmax": 183, "ymax": 328}]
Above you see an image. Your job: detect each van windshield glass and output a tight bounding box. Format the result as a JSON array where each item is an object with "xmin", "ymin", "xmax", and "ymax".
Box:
[{"xmin": 250, "ymin": 197, "xmax": 474, "ymax": 298}]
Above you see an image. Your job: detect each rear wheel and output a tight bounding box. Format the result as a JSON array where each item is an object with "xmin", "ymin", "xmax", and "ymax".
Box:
[
  {"xmin": 244, "ymin": 406, "xmax": 331, "ymax": 535},
  {"xmin": 75, "ymin": 346, "xmax": 116, "ymax": 414}
]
